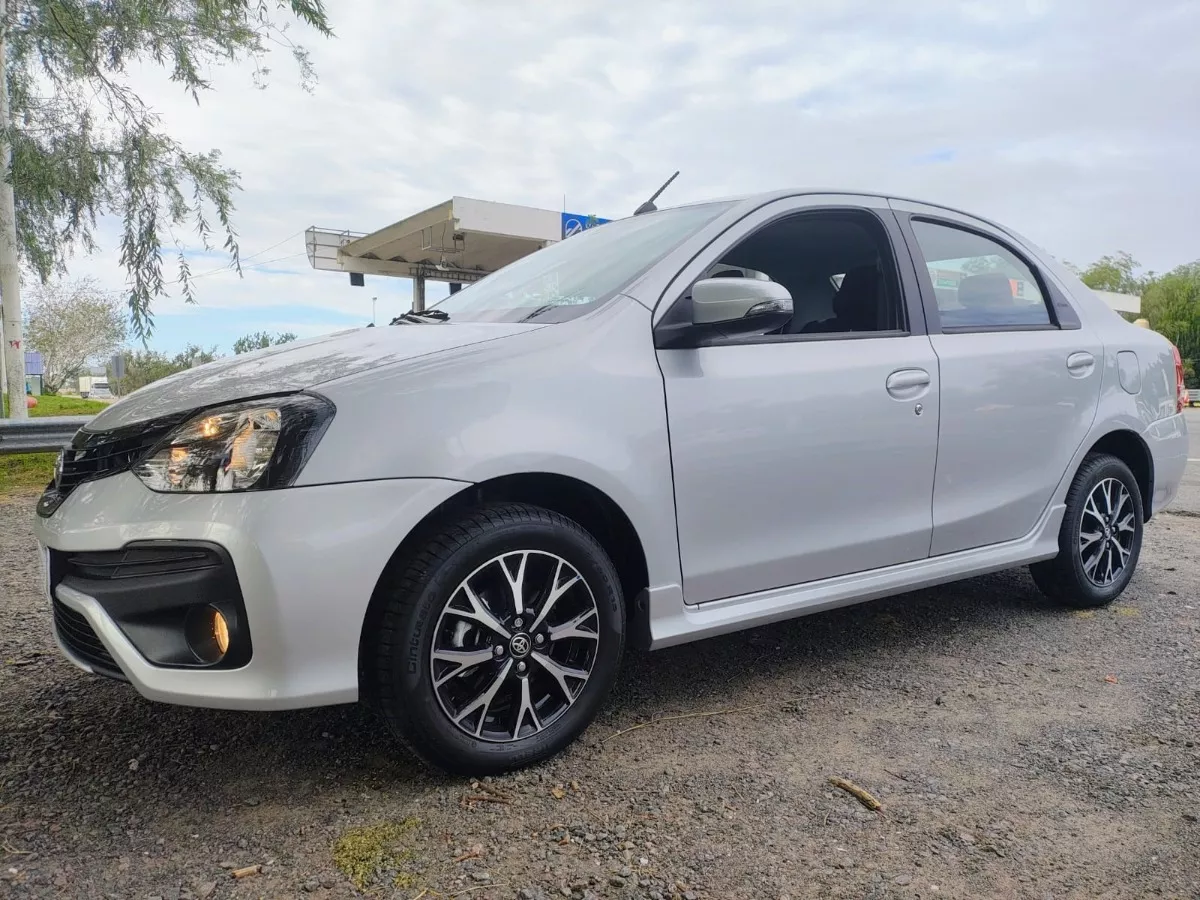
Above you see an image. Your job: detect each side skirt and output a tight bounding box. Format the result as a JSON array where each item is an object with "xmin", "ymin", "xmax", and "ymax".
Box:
[{"xmin": 645, "ymin": 504, "xmax": 1065, "ymax": 650}]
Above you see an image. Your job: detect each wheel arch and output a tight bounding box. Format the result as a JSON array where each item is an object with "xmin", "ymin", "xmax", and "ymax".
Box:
[
  {"xmin": 1083, "ymin": 428, "xmax": 1154, "ymax": 521},
  {"xmin": 358, "ymin": 472, "xmax": 651, "ymax": 697}
]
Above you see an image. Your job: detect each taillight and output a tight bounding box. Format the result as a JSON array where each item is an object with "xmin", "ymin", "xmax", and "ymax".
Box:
[{"xmin": 1172, "ymin": 344, "xmax": 1186, "ymax": 413}]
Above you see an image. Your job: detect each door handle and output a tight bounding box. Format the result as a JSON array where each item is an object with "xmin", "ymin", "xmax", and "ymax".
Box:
[
  {"xmin": 886, "ymin": 368, "xmax": 931, "ymax": 399},
  {"xmin": 1066, "ymin": 352, "xmax": 1095, "ymax": 375}
]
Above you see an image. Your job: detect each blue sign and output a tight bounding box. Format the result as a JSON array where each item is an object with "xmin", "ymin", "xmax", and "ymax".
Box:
[
  {"xmin": 561, "ymin": 212, "xmax": 610, "ymax": 239},
  {"xmin": 24, "ymin": 351, "xmax": 44, "ymax": 376}
]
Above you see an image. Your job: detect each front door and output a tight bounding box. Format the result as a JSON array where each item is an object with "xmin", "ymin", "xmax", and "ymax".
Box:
[{"xmin": 655, "ymin": 198, "xmax": 941, "ymax": 604}]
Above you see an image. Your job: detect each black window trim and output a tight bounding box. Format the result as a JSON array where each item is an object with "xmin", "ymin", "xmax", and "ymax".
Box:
[
  {"xmin": 894, "ymin": 212, "xmax": 1081, "ymax": 334},
  {"xmin": 652, "ymin": 203, "xmax": 927, "ymax": 350}
]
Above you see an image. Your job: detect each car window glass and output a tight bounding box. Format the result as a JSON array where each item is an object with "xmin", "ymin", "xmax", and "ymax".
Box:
[
  {"xmin": 910, "ymin": 220, "xmax": 1051, "ymax": 329},
  {"xmin": 711, "ymin": 213, "xmax": 906, "ymax": 337}
]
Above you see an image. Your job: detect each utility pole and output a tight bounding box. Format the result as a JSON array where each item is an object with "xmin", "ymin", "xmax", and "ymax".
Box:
[
  {"xmin": 372, "ymin": 296, "xmax": 376, "ymax": 326},
  {"xmin": 0, "ymin": 317, "xmax": 8, "ymax": 400},
  {"xmin": 0, "ymin": 0, "xmax": 27, "ymax": 419}
]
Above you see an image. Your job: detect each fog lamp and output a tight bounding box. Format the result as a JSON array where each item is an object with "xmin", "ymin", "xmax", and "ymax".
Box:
[
  {"xmin": 185, "ymin": 605, "xmax": 233, "ymax": 664},
  {"xmin": 212, "ymin": 608, "xmax": 230, "ymax": 656}
]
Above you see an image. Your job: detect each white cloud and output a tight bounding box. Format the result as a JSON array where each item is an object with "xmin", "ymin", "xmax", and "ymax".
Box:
[{"xmin": 51, "ymin": 0, "xmax": 1200, "ymax": 351}]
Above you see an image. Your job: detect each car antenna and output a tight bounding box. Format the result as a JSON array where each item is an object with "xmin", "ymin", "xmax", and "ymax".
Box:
[{"xmin": 634, "ymin": 170, "xmax": 680, "ymax": 215}]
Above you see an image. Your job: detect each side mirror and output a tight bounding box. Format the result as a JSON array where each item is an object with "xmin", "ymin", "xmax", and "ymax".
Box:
[{"xmin": 691, "ymin": 277, "xmax": 793, "ymax": 328}]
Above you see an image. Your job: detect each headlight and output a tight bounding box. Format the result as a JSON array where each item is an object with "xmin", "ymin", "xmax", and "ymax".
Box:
[{"xmin": 133, "ymin": 394, "xmax": 335, "ymax": 493}]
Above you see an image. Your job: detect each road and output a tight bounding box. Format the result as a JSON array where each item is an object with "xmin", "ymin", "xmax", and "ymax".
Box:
[
  {"xmin": 1166, "ymin": 407, "xmax": 1200, "ymax": 514},
  {"xmin": 1, "ymin": 435, "xmax": 1198, "ymax": 899}
]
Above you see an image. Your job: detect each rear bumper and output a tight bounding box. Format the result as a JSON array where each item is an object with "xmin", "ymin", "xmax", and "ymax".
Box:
[
  {"xmin": 1145, "ymin": 413, "xmax": 1188, "ymax": 515},
  {"xmin": 32, "ymin": 474, "xmax": 467, "ymax": 710}
]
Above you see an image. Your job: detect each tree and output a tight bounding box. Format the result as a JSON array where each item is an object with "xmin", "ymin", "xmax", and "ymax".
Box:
[
  {"xmin": 232, "ymin": 330, "xmax": 297, "ymax": 354},
  {"xmin": 1, "ymin": 0, "xmax": 334, "ymax": 420},
  {"xmin": 1140, "ymin": 262, "xmax": 1200, "ymax": 380},
  {"xmin": 24, "ymin": 276, "xmax": 126, "ymax": 393},
  {"xmin": 1076, "ymin": 252, "xmax": 1149, "ymax": 295},
  {"xmin": 113, "ymin": 343, "xmax": 219, "ymax": 394}
]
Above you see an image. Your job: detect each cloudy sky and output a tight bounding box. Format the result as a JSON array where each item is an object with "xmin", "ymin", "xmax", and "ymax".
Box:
[{"xmin": 68, "ymin": 0, "xmax": 1200, "ymax": 355}]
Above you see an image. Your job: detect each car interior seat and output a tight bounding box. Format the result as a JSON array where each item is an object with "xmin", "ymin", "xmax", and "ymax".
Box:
[{"xmin": 801, "ymin": 265, "xmax": 881, "ymax": 333}]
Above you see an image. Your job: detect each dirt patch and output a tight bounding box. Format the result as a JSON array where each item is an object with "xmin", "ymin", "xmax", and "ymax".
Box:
[{"xmin": 2, "ymin": 490, "xmax": 1198, "ymax": 899}]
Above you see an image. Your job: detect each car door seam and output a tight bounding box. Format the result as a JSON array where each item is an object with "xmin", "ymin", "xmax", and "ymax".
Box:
[{"xmin": 927, "ymin": 340, "xmax": 943, "ymax": 558}]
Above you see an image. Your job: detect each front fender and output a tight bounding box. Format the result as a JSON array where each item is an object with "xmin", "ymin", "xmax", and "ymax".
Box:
[{"xmin": 304, "ymin": 298, "xmax": 684, "ymax": 590}]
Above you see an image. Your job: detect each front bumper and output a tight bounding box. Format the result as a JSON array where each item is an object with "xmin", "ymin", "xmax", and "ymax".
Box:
[{"xmin": 33, "ymin": 473, "xmax": 467, "ymax": 710}]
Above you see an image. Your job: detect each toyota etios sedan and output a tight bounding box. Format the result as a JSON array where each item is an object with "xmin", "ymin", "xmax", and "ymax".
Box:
[{"xmin": 34, "ymin": 190, "xmax": 1188, "ymax": 774}]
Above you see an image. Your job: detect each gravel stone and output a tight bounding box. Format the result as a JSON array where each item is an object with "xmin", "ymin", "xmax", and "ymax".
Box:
[{"xmin": 2, "ymin": 487, "xmax": 1199, "ymax": 899}]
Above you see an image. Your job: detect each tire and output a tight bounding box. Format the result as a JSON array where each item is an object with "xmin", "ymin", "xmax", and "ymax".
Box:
[
  {"xmin": 368, "ymin": 503, "xmax": 626, "ymax": 774},
  {"xmin": 1030, "ymin": 453, "xmax": 1144, "ymax": 608}
]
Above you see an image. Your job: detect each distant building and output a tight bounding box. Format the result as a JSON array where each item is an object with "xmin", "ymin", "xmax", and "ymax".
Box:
[{"xmin": 24, "ymin": 351, "xmax": 44, "ymax": 395}]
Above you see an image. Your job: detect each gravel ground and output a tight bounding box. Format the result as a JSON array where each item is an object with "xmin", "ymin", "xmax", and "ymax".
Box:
[{"xmin": 2, "ymin": 477, "xmax": 1199, "ymax": 900}]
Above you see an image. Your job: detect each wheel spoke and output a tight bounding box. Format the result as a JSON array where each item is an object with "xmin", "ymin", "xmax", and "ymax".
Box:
[
  {"xmin": 547, "ymin": 607, "xmax": 599, "ymax": 642},
  {"xmin": 454, "ymin": 659, "xmax": 513, "ymax": 736},
  {"xmin": 450, "ymin": 583, "xmax": 512, "ymax": 640},
  {"xmin": 532, "ymin": 651, "xmax": 588, "ymax": 700},
  {"xmin": 514, "ymin": 675, "xmax": 541, "ymax": 737},
  {"xmin": 1079, "ymin": 478, "xmax": 1140, "ymax": 588},
  {"xmin": 1111, "ymin": 486, "xmax": 1130, "ymax": 521},
  {"xmin": 432, "ymin": 549, "xmax": 600, "ymax": 744},
  {"xmin": 432, "ymin": 647, "xmax": 495, "ymax": 687},
  {"xmin": 528, "ymin": 559, "xmax": 581, "ymax": 632},
  {"xmin": 500, "ymin": 552, "xmax": 529, "ymax": 616}
]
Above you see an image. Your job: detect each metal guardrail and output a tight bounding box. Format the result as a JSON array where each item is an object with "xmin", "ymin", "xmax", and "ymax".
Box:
[{"xmin": 0, "ymin": 416, "xmax": 92, "ymax": 455}]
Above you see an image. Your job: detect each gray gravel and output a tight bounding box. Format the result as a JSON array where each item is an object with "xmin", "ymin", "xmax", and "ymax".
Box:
[{"xmin": 2, "ymin": 479, "xmax": 1199, "ymax": 900}]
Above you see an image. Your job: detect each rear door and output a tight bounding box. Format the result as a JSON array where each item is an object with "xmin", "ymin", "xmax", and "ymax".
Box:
[{"xmin": 891, "ymin": 200, "xmax": 1103, "ymax": 556}]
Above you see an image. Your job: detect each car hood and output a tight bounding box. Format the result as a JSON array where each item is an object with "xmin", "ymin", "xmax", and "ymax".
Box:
[{"xmin": 87, "ymin": 322, "xmax": 542, "ymax": 431}]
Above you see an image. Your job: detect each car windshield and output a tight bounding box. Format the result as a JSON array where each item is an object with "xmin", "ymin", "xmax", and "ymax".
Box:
[{"xmin": 426, "ymin": 201, "xmax": 734, "ymax": 324}]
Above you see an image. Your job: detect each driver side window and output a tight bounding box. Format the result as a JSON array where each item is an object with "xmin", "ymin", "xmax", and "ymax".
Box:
[{"xmin": 708, "ymin": 210, "xmax": 907, "ymax": 338}]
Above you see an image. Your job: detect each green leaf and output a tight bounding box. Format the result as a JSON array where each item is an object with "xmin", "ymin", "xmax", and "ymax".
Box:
[{"xmin": 5, "ymin": 0, "xmax": 334, "ymax": 338}]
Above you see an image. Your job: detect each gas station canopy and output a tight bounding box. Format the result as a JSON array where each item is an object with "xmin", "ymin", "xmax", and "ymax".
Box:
[{"xmin": 306, "ymin": 196, "xmax": 609, "ymax": 309}]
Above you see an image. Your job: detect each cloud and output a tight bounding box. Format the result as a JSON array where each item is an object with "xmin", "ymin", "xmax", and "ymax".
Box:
[{"xmin": 53, "ymin": 0, "xmax": 1200, "ymax": 353}]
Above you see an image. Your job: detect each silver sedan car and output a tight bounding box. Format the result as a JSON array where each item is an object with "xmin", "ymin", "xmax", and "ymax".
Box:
[{"xmin": 33, "ymin": 190, "xmax": 1188, "ymax": 774}]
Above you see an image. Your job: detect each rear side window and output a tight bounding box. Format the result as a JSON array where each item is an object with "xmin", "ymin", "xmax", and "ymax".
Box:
[{"xmin": 910, "ymin": 220, "xmax": 1052, "ymax": 329}]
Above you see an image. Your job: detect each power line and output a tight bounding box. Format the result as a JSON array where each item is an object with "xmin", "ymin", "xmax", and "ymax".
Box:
[
  {"xmin": 240, "ymin": 230, "xmax": 304, "ymax": 265},
  {"xmin": 188, "ymin": 252, "xmax": 307, "ymax": 281},
  {"xmin": 185, "ymin": 230, "xmax": 305, "ymax": 279}
]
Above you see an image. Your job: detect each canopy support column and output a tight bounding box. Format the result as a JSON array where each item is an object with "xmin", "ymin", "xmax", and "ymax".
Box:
[{"xmin": 413, "ymin": 274, "xmax": 426, "ymax": 312}]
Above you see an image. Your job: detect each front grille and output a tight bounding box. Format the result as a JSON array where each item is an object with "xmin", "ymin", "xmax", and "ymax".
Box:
[
  {"xmin": 39, "ymin": 413, "xmax": 190, "ymax": 517},
  {"xmin": 57, "ymin": 414, "xmax": 188, "ymax": 493},
  {"xmin": 64, "ymin": 546, "xmax": 224, "ymax": 580},
  {"xmin": 52, "ymin": 599, "xmax": 125, "ymax": 679}
]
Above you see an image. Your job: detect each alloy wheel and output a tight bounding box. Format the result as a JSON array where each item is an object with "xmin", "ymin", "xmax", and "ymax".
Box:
[
  {"xmin": 1079, "ymin": 477, "xmax": 1136, "ymax": 587},
  {"xmin": 430, "ymin": 550, "xmax": 600, "ymax": 742}
]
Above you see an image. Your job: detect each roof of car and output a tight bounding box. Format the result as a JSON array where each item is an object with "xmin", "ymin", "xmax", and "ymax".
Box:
[{"xmin": 666, "ymin": 189, "xmax": 1008, "ymax": 233}]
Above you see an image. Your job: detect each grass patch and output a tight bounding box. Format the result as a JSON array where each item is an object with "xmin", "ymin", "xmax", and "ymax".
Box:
[
  {"xmin": 0, "ymin": 453, "xmax": 55, "ymax": 496},
  {"xmin": 0, "ymin": 395, "xmax": 108, "ymax": 496},
  {"xmin": 2, "ymin": 394, "xmax": 109, "ymax": 417},
  {"xmin": 332, "ymin": 818, "xmax": 422, "ymax": 891}
]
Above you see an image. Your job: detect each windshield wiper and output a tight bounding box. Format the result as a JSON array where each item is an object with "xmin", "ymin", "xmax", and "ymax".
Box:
[
  {"xmin": 390, "ymin": 308, "xmax": 449, "ymax": 325},
  {"xmin": 521, "ymin": 304, "xmax": 558, "ymax": 322}
]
